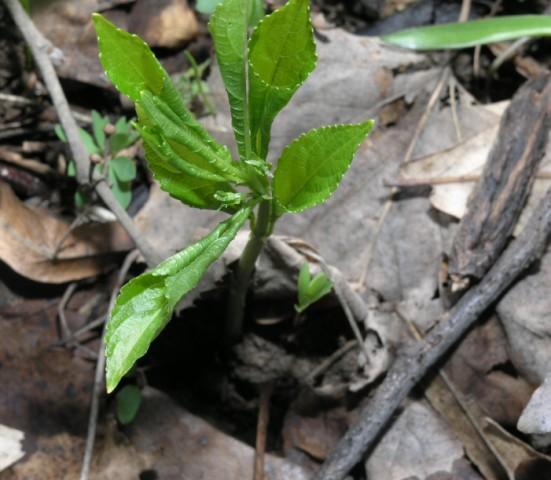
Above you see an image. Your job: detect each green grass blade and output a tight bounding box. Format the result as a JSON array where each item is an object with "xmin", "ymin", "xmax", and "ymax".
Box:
[{"xmin": 383, "ymin": 15, "xmax": 551, "ymax": 50}]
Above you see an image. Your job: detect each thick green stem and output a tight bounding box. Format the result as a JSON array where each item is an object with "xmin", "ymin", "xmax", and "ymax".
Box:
[{"xmin": 226, "ymin": 200, "xmax": 271, "ymax": 342}]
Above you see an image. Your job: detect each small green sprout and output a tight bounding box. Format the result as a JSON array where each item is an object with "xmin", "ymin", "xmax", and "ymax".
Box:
[
  {"xmin": 115, "ymin": 384, "xmax": 142, "ymax": 425},
  {"xmin": 295, "ymin": 263, "xmax": 333, "ymax": 313},
  {"xmin": 55, "ymin": 111, "xmax": 138, "ymax": 209},
  {"xmin": 92, "ymin": 0, "xmax": 374, "ymax": 393}
]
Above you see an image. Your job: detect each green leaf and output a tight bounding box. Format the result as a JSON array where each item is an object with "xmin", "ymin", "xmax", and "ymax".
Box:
[
  {"xmin": 199, "ymin": 0, "xmax": 264, "ymax": 26},
  {"xmin": 296, "ymin": 263, "xmax": 332, "ymax": 313},
  {"xmin": 91, "ymin": 110, "xmax": 108, "ymax": 151},
  {"xmin": 108, "ymin": 164, "xmax": 133, "ymax": 208},
  {"xmin": 248, "ymin": 0, "xmax": 316, "ymax": 158},
  {"xmin": 209, "ymin": 0, "xmax": 250, "ymax": 158},
  {"xmin": 116, "ymin": 385, "xmax": 142, "ymax": 424},
  {"xmin": 142, "ymin": 140, "xmax": 233, "ymax": 210},
  {"xmin": 80, "ymin": 129, "xmax": 100, "ymax": 156},
  {"xmin": 93, "ymin": 13, "xmax": 166, "ymax": 102},
  {"xmin": 110, "ymin": 132, "xmax": 131, "ymax": 155},
  {"xmin": 105, "ymin": 207, "xmax": 251, "ymax": 392},
  {"xmin": 137, "ymin": 91, "xmax": 245, "ymax": 183},
  {"xmin": 110, "ymin": 156, "xmax": 137, "ymax": 182},
  {"xmin": 54, "ymin": 124, "xmax": 67, "ymax": 142},
  {"xmin": 55, "ymin": 125, "xmax": 100, "ymax": 156},
  {"xmin": 382, "ymin": 15, "xmax": 551, "ymax": 50},
  {"xmin": 273, "ymin": 121, "xmax": 374, "ymax": 213}
]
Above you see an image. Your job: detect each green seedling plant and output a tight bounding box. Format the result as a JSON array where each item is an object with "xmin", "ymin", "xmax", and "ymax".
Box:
[
  {"xmin": 56, "ymin": 111, "xmax": 138, "ymax": 209},
  {"xmin": 295, "ymin": 263, "xmax": 332, "ymax": 314},
  {"xmin": 383, "ymin": 14, "xmax": 551, "ymax": 50},
  {"xmin": 93, "ymin": 0, "xmax": 374, "ymax": 394},
  {"xmin": 115, "ymin": 384, "xmax": 142, "ymax": 425},
  {"xmin": 176, "ymin": 52, "xmax": 215, "ymax": 116}
]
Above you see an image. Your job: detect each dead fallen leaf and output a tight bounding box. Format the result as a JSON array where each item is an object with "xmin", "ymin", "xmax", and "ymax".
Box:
[
  {"xmin": 365, "ymin": 400, "xmax": 469, "ymax": 480},
  {"xmin": 483, "ymin": 417, "xmax": 551, "ymax": 480},
  {"xmin": 282, "ymin": 410, "xmax": 347, "ymax": 462},
  {"xmin": 497, "ymin": 250, "xmax": 551, "ymax": 384},
  {"xmin": 400, "ymin": 103, "xmax": 551, "ymax": 235},
  {"xmin": 92, "ymin": 387, "xmax": 309, "ymax": 480},
  {"xmin": 517, "ymin": 372, "xmax": 551, "ymax": 449},
  {"xmin": 0, "ymin": 425, "xmax": 24, "ymax": 472},
  {"xmin": 0, "ymin": 181, "xmax": 132, "ymax": 283},
  {"xmin": 128, "ymin": 0, "xmax": 199, "ymax": 48}
]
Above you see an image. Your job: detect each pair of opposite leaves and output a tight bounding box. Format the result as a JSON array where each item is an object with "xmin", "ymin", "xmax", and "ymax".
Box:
[{"xmin": 93, "ymin": 0, "xmax": 373, "ymax": 393}]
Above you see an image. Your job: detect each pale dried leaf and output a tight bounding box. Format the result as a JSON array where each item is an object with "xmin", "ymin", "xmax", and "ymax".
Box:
[
  {"xmin": 0, "ymin": 425, "xmax": 24, "ymax": 472},
  {"xmin": 365, "ymin": 401, "xmax": 464, "ymax": 480}
]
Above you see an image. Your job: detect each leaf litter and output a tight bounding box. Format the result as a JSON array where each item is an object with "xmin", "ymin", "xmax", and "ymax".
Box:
[{"xmin": 3, "ymin": 2, "xmax": 551, "ymax": 479}]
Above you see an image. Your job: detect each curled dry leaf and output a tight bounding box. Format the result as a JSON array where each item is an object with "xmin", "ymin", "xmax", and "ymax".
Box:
[
  {"xmin": 483, "ymin": 417, "xmax": 551, "ymax": 479},
  {"xmin": 400, "ymin": 102, "xmax": 551, "ymax": 235},
  {"xmin": 0, "ymin": 182, "xmax": 133, "ymax": 283}
]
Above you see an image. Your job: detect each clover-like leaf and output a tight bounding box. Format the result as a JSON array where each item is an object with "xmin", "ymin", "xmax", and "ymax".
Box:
[
  {"xmin": 295, "ymin": 263, "xmax": 332, "ymax": 313},
  {"xmin": 248, "ymin": 0, "xmax": 316, "ymax": 158},
  {"xmin": 106, "ymin": 207, "xmax": 251, "ymax": 392},
  {"xmin": 273, "ymin": 120, "xmax": 374, "ymax": 213}
]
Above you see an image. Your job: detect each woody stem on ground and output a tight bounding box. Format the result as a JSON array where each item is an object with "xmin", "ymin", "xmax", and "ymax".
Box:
[{"xmin": 226, "ymin": 200, "xmax": 272, "ymax": 343}]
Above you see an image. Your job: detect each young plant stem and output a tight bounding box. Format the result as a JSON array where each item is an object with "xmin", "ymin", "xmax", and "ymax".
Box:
[{"xmin": 226, "ymin": 200, "xmax": 272, "ymax": 342}]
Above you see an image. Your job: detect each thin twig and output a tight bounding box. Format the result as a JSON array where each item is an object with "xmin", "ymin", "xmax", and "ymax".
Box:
[
  {"xmin": 314, "ymin": 186, "xmax": 551, "ymax": 480},
  {"xmin": 80, "ymin": 249, "xmax": 140, "ymax": 480},
  {"xmin": 4, "ymin": 0, "xmax": 160, "ymax": 267},
  {"xmin": 57, "ymin": 282, "xmax": 78, "ymax": 339},
  {"xmin": 306, "ymin": 340, "xmax": 357, "ymax": 384},
  {"xmin": 253, "ymin": 382, "xmax": 273, "ymax": 480}
]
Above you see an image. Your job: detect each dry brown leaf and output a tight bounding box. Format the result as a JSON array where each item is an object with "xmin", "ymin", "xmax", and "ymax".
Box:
[
  {"xmin": 483, "ymin": 417, "xmax": 551, "ymax": 480},
  {"xmin": 92, "ymin": 387, "xmax": 309, "ymax": 480},
  {"xmin": 0, "ymin": 182, "xmax": 132, "ymax": 283},
  {"xmin": 497, "ymin": 249, "xmax": 551, "ymax": 384},
  {"xmin": 365, "ymin": 401, "xmax": 466, "ymax": 480},
  {"xmin": 400, "ymin": 103, "xmax": 551, "ymax": 234}
]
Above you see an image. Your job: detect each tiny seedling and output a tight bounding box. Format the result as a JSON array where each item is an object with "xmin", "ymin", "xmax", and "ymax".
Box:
[
  {"xmin": 115, "ymin": 384, "xmax": 142, "ymax": 425},
  {"xmin": 93, "ymin": 0, "xmax": 374, "ymax": 393},
  {"xmin": 56, "ymin": 111, "xmax": 138, "ymax": 209},
  {"xmin": 176, "ymin": 52, "xmax": 215, "ymax": 115},
  {"xmin": 383, "ymin": 14, "xmax": 551, "ymax": 50},
  {"xmin": 295, "ymin": 263, "xmax": 332, "ymax": 313}
]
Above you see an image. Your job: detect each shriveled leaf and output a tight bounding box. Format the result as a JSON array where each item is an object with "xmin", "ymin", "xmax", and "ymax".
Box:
[
  {"xmin": 248, "ymin": 0, "xmax": 316, "ymax": 158},
  {"xmin": 105, "ymin": 207, "xmax": 251, "ymax": 392},
  {"xmin": 383, "ymin": 15, "xmax": 551, "ymax": 50},
  {"xmin": 209, "ymin": 0, "xmax": 249, "ymax": 157},
  {"xmin": 116, "ymin": 385, "xmax": 142, "ymax": 425},
  {"xmin": 273, "ymin": 121, "xmax": 373, "ymax": 213}
]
